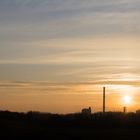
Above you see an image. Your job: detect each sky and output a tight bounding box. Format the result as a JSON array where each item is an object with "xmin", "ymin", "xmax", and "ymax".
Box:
[{"xmin": 0, "ymin": 0, "xmax": 140, "ymax": 113}]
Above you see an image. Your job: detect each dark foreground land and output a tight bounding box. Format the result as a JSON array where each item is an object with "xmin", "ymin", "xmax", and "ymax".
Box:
[{"xmin": 1, "ymin": 111, "xmax": 140, "ymax": 140}]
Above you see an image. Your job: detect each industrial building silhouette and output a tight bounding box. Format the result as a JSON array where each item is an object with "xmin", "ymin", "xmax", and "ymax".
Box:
[
  {"xmin": 81, "ymin": 107, "xmax": 91, "ymax": 115},
  {"xmin": 81, "ymin": 87, "xmax": 106, "ymax": 114}
]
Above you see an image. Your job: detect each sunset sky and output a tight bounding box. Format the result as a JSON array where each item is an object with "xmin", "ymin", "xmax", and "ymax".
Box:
[{"xmin": 0, "ymin": 0, "xmax": 140, "ymax": 113}]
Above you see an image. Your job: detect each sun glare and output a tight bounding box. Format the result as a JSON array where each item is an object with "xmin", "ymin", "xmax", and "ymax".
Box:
[{"xmin": 123, "ymin": 95, "xmax": 131, "ymax": 104}]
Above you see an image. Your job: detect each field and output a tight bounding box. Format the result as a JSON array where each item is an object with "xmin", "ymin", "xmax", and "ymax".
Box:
[{"xmin": 0, "ymin": 111, "xmax": 140, "ymax": 140}]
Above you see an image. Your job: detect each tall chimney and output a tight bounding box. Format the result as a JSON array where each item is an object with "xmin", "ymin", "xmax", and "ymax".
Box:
[
  {"xmin": 103, "ymin": 87, "xmax": 106, "ymax": 113},
  {"xmin": 123, "ymin": 107, "xmax": 127, "ymax": 113}
]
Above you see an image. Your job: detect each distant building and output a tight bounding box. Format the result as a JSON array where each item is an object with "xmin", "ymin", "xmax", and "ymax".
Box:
[
  {"xmin": 81, "ymin": 107, "xmax": 92, "ymax": 115},
  {"xmin": 136, "ymin": 109, "xmax": 140, "ymax": 114}
]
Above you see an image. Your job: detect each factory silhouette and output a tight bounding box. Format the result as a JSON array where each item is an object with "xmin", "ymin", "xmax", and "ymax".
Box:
[
  {"xmin": 81, "ymin": 87, "xmax": 106, "ymax": 115},
  {"xmin": 81, "ymin": 87, "xmax": 136, "ymax": 115},
  {"xmin": 1, "ymin": 87, "xmax": 140, "ymax": 139},
  {"xmin": 81, "ymin": 87, "xmax": 114, "ymax": 115}
]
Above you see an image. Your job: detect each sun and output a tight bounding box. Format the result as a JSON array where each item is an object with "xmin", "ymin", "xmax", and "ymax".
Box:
[{"xmin": 123, "ymin": 95, "xmax": 131, "ymax": 104}]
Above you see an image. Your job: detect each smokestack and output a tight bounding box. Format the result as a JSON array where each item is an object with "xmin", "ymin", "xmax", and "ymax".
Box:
[
  {"xmin": 123, "ymin": 107, "xmax": 127, "ymax": 113},
  {"xmin": 103, "ymin": 87, "xmax": 106, "ymax": 113}
]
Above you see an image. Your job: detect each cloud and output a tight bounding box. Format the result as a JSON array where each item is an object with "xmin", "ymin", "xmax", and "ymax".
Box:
[
  {"xmin": 1, "ymin": 79, "xmax": 140, "ymax": 96},
  {"xmin": 0, "ymin": 0, "xmax": 140, "ymax": 42},
  {"xmin": 0, "ymin": 0, "xmax": 140, "ymax": 90}
]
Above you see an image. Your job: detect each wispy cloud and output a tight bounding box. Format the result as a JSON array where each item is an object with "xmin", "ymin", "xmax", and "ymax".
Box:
[{"xmin": 0, "ymin": 0, "xmax": 140, "ymax": 41}]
